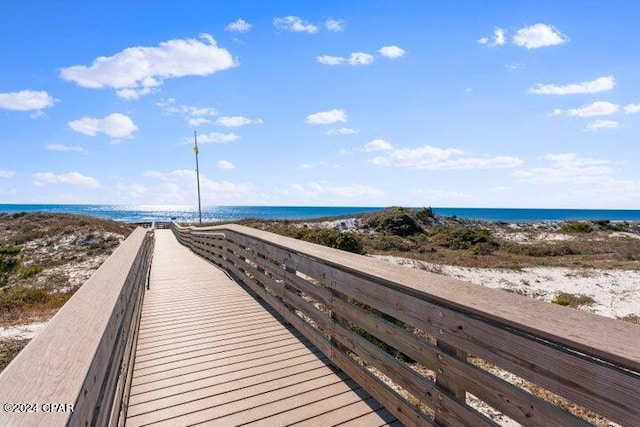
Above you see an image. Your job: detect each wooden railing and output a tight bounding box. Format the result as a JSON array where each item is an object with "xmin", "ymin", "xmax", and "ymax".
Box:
[
  {"xmin": 0, "ymin": 227, "xmax": 154, "ymax": 427},
  {"xmin": 172, "ymin": 222, "xmax": 640, "ymax": 427}
]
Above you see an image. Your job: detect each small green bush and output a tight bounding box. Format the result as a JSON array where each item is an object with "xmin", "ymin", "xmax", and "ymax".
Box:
[
  {"xmin": 19, "ymin": 265, "xmax": 44, "ymax": 279},
  {"xmin": 0, "ymin": 246, "xmax": 23, "ymax": 286},
  {"xmin": 367, "ymin": 235, "xmax": 416, "ymax": 252},
  {"xmin": 560, "ymin": 222, "xmax": 592, "ymax": 233},
  {"xmin": 434, "ymin": 227, "xmax": 499, "ymax": 252},
  {"xmin": 0, "ymin": 285, "xmax": 49, "ymax": 313},
  {"xmin": 552, "ymin": 292, "xmax": 595, "ymax": 307},
  {"xmin": 279, "ymin": 227, "xmax": 364, "ymax": 254},
  {"xmin": 504, "ymin": 243, "xmax": 578, "ymax": 257}
]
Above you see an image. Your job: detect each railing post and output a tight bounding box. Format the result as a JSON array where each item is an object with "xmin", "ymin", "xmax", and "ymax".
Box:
[{"xmin": 435, "ymin": 336, "xmax": 467, "ymax": 426}]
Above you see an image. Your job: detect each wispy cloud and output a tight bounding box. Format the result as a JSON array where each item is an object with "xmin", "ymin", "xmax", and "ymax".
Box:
[
  {"xmin": 45, "ymin": 144, "xmax": 84, "ymax": 152},
  {"xmin": 586, "ymin": 120, "xmax": 619, "ymax": 131},
  {"xmin": 514, "ymin": 153, "xmax": 611, "ymax": 185},
  {"xmin": 33, "ymin": 172, "xmax": 100, "ymax": 188},
  {"xmin": 529, "ymin": 76, "xmax": 615, "ymax": 95},
  {"xmin": 367, "ymin": 142, "xmax": 522, "ymax": 170},
  {"xmin": 290, "ymin": 182, "xmax": 383, "ymax": 199},
  {"xmin": 273, "ymin": 16, "xmax": 318, "ymax": 33},
  {"xmin": 306, "ymin": 109, "xmax": 347, "ymax": 125},
  {"xmin": 60, "ymin": 34, "xmax": 237, "ymax": 99},
  {"xmin": 156, "ymin": 98, "xmax": 218, "ymax": 126},
  {"xmin": 551, "ymin": 101, "xmax": 619, "ymax": 117},
  {"xmin": 324, "ymin": 127, "xmax": 359, "ymax": 135},
  {"xmin": 364, "ymin": 139, "xmax": 394, "ymax": 152},
  {"xmin": 317, "ymin": 52, "xmax": 374, "ymax": 66},
  {"xmin": 68, "ymin": 113, "xmax": 138, "ymax": 138},
  {"xmin": 193, "ymin": 132, "xmax": 240, "ymax": 144},
  {"xmin": 215, "ymin": 116, "xmax": 263, "ymax": 127},
  {"xmin": 624, "ymin": 104, "xmax": 640, "ymax": 114},
  {"xmin": 226, "ymin": 18, "xmax": 252, "ymax": 33},
  {"xmin": 217, "ymin": 160, "xmax": 235, "ymax": 169},
  {"xmin": 325, "ymin": 19, "xmax": 344, "ymax": 32},
  {"xmin": 478, "ymin": 28, "xmax": 506, "ymax": 47},
  {"xmin": 0, "ymin": 170, "xmax": 16, "ymax": 178}
]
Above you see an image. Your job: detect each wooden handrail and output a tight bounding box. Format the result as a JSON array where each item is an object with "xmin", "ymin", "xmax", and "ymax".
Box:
[
  {"xmin": 0, "ymin": 227, "xmax": 154, "ymax": 427},
  {"xmin": 171, "ymin": 222, "xmax": 640, "ymax": 427}
]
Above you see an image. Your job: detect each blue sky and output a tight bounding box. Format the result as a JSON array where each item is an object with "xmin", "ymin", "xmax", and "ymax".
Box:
[{"xmin": 1, "ymin": 1, "xmax": 639, "ymax": 208}]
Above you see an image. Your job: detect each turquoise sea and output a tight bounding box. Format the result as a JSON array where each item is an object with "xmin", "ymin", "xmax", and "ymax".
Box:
[{"xmin": 1, "ymin": 204, "xmax": 640, "ymax": 223}]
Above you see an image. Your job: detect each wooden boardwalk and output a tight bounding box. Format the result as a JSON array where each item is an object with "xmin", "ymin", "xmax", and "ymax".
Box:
[{"xmin": 126, "ymin": 230, "xmax": 400, "ymax": 427}]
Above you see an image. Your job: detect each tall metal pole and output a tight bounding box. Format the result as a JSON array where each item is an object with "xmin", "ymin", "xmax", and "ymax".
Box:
[{"xmin": 194, "ymin": 131, "xmax": 202, "ymax": 224}]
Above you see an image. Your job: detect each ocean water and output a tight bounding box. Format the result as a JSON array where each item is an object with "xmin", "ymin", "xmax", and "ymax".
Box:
[{"xmin": 1, "ymin": 204, "xmax": 640, "ymax": 223}]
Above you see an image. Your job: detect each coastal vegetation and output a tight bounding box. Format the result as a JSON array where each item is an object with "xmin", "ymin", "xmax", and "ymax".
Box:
[
  {"xmin": 0, "ymin": 213, "xmax": 134, "ymax": 371},
  {"xmin": 239, "ymin": 206, "xmax": 640, "ymax": 270}
]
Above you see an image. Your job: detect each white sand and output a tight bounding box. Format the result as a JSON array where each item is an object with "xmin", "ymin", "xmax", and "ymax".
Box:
[
  {"xmin": 372, "ymin": 255, "xmax": 640, "ymax": 319},
  {"xmin": 0, "ymin": 322, "xmax": 48, "ymax": 340}
]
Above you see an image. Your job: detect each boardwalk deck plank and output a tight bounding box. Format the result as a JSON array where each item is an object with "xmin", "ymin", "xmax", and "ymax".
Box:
[{"xmin": 126, "ymin": 230, "xmax": 400, "ymax": 426}]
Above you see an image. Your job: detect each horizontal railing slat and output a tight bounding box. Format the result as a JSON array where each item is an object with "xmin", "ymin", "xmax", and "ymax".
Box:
[{"xmin": 172, "ymin": 222, "xmax": 640, "ymax": 427}]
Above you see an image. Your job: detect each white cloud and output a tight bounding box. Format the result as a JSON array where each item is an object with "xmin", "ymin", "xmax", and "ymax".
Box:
[
  {"xmin": 215, "ymin": 116, "xmax": 263, "ymax": 127},
  {"xmin": 157, "ymin": 99, "xmax": 218, "ymax": 126},
  {"xmin": 32, "ymin": 172, "xmax": 100, "ymax": 188},
  {"xmin": 369, "ymin": 144, "xmax": 522, "ymax": 170},
  {"xmin": 513, "ymin": 24, "xmax": 569, "ymax": 49},
  {"xmin": 316, "ymin": 55, "xmax": 345, "ymax": 66},
  {"xmin": 226, "ymin": 18, "xmax": 252, "ymax": 33},
  {"xmin": 306, "ymin": 109, "xmax": 347, "ymax": 125},
  {"xmin": 142, "ymin": 169, "xmax": 254, "ymax": 204},
  {"xmin": 273, "ymin": 16, "xmax": 318, "ymax": 33},
  {"xmin": 364, "ymin": 139, "xmax": 394, "ymax": 152},
  {"xmin": 317, "ymin": 52, "xmax": 374, "ymax": 66},
  {"xmin": 290, "ymin": 182, "xmax": 383, "ymax": 199},
  {"xmin": 45, "ymin": 144, "xmax": 84, "ymax": 152},
  {"xmin": 187, "ymin": 117, "xmax": 211, "ymax": 127},
  {"xmin": 324, "ymin": 127, "xmax": 359, "ymax": 135},
  {"xmin": 68, "ymin": 113, "xmax": 138, "ymax": 138},
  {"xmin": 514, "ymin": 153, "xmax": 612, "ymax": 185},
  {"xmin": 217, "ymin": 160, "xmax": 235, "ymax": 169},
  {"xmin": 348, "ymin": 52, "xmax": 374, "ymax": 66},
  {"xmin": 586, "ymin": 120, "xmax": 619, "ymax": 131},
  {"xmin": 0, "ymin": 90, "xmax": 57, "ymax": 111},
  {"xmin": 195, "ymin": 132, "xmax": 240, "ymax": 144},
  {"xmin": 478, "ymin": 28, "xmax": 506, "ymax": 47},
  {"xmin": 566, "ymin": 101, "xmax": 620, "ymax": 117},
  {"xmin": 325, "ymin": 19, "xmax": 344, "ymax": 32},
  {"xmin": 379, "ymin": 45, "xmax": 406, "ymax": 59},
  {"xmin": 0, "ymin": 170, "xmax": 16, "ymax": 178},
  {"xmin": 528, "ymin": 76, "xmax": 615, "ymax": 95},
  {"xmin": 60, "ymin": 34, "xmax": 237, "ymax": 99},
  {"xmin": 624, "ymin": 104, "xmax": 640, "ymax": 114}
]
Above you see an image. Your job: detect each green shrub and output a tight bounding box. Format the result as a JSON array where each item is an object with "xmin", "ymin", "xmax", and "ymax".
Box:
[
  {"xmin": 19, "ymin": 265, "xmax": 44, "ymax": 279},
  {"xmin": 0, "ymin": 246, "xmax": 23, "ymax": 286},
  {"xmin": 504, "ymin": 243, "xmax": 578, "ymax": 257},
  {"xmin": 0, "ymin": 285, "xmax": 49, "ymax": 312},
  {"xmin": 552, "ymin": 292, "xmax": 595, "ymax": 307},
  {"xmin": 367, "ymin": 235, "xmax": 416, "ymax": 252},
  {"xmin": 434, "ymin": 227, "xmax": 498, "ymax": 252},
  {"xmin": 560, "ymin": 222, "xmax": 592, "ymax": 233},
  {"xmin": 364, "ymin": 207, "xmax": 424, "ymax": 237},
  {"xmin": 279, "ymin": 227, "xmax": 364, "ymax": 254}
]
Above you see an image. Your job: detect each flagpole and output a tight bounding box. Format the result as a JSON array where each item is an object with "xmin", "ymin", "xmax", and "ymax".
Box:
[{"xmin": 194, "ymin": 131, "xmax": 202, "ymax": 224}]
